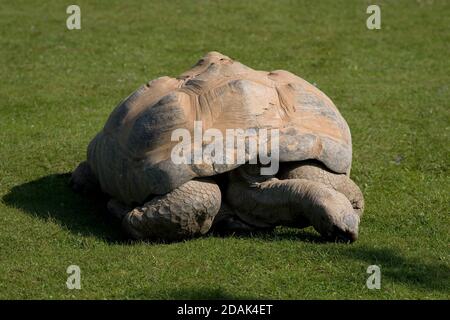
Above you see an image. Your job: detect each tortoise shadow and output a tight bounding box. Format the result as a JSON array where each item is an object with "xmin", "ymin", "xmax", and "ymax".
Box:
[
  {"xmin": 2, "ymin": 173, "xmax": 126, "ymax": 243},
  {"xmin": 2, "ymin": 174, "xmax": 328, "ymax": 245}
]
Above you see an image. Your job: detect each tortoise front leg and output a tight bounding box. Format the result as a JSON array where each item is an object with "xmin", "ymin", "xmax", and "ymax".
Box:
[
  {"xmin": 227, "ymin": 174, "xmax": 360, "ymax": 242},
  {"xmin": 279, "ymin": 161, "xmax": 364, "ymax": 217},
  {"xmin": 119, "ymin": 179, "xmax": 221, "ymax": 242}
]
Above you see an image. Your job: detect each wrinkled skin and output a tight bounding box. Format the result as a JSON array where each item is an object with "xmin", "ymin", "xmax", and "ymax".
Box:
[{"xmin": 71, "ymin": 52, "xmax": 364, "ymax": 243}]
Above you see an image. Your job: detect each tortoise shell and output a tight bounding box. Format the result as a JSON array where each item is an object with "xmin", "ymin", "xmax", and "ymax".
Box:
[{"xmin": 87, "ymin": 52, "xmax": 352, "ymax": 204}]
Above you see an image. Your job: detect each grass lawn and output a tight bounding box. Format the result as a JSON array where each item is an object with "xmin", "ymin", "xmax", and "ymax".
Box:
[{"xmin": 0, "ymin": 0, "xmax": 449, "ymax": 299}]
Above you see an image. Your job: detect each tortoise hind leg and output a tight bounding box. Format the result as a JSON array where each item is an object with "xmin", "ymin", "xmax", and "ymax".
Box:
[
  {"xmin": 70, "ymin": 161, "xmax": 100, "ymax": 194},
  {"xmin": 121, "ymin": 178, "xmax": 221, "ymax": 242}
]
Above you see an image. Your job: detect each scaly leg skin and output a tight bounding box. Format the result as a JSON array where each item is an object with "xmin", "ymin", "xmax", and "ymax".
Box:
[
  {"xmin": 279, "ymin": 161, "xmax": 364, "ymax": 217},
  {"xmin": 121, "ymin": 179, "xmax": 221, "ymax": 242},
  {"xmin": 69, "ymin": 161, "xmax": 100, "ymax": 194},
  {"xmin": 227, "ymin": 168, "xmax": 360, "ymax": 242}
]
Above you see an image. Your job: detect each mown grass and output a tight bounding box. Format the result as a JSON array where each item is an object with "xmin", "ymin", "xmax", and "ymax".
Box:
[{"xmin": 0, "ymin": 0, "xmax": 449, "ymax": 299}]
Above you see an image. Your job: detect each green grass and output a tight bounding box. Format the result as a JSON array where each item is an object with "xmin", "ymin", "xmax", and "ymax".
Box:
[{"xmin": 0, "ymin": 0, "xmax": 449, "ymax": 299}]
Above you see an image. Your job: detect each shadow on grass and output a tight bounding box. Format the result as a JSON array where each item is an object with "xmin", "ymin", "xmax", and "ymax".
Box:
[
  {"xmin": 2, "ymin": 174, "xmax": 328, "ymax": 245},
  {"xmin": 2, "ymin": 173, "xmax": 125, "ymax": 243},
  {"xmin": 340, "ymin": 246, "xmax": 450, "ymax": 293}
]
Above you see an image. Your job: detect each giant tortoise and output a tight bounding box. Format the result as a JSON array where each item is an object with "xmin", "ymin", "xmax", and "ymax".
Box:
[{"xmin": 71, "ymin": 51, "xmax": 364, "ymax": 242}]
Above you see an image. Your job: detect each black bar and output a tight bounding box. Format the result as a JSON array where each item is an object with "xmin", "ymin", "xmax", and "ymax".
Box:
[{"xmin": 0, "ymin": 300, "xmax": 447, "ymax": 318}]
